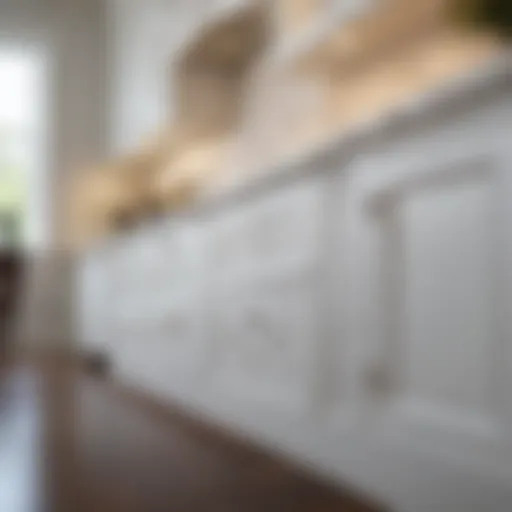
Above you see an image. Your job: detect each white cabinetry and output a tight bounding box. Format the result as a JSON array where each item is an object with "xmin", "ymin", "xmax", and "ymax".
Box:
[
  {"xmin": 77, "ymin": 63, "xmax": 512, "ymax": 511},
  {"xmin": 210, "ymin": 178, "xmax": 325, "ymax": 411},
  {"xmin": 334, "ymin": 98, "xmax": 512, "ymax": 511}
]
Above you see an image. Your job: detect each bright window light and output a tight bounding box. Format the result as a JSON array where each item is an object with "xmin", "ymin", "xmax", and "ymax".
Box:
[{"xmin": 0, "ymin": 47, "xmax": 47, "ymax": 249}]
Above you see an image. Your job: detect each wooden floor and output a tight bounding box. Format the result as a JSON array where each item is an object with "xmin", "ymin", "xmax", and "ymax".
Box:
[{"xmin": 0, "ymin": 359, "xmax": 384, "ymax": 512}]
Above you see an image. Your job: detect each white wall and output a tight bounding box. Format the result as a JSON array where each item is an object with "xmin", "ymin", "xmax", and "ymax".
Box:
[
  {"xmin": 0, "ymin": 0, "xmax": 108, "ymax": 349},
  {"xmin": 107, "ymin": 0, "xmax": 226, "ymax": 153}
]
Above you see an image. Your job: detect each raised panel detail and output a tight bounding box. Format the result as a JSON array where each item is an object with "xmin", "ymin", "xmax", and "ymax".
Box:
[
  {"xmin": 367, "ymin": 161, "xmax": 503, "ymax": 447},
  {"xmin": 403, "ymin": 180, "xmax": 497, "ymax": 422},
  {"xmin": 215, "ymin": 277, "xmax": 317, "ymax": 409},
  {"xmin": 246, "ymin": 179, "xmax": 323, "ymax": 271},
  {"xmin": 211, "ymin": 178, "xmax": 323, "ymax": 290}
]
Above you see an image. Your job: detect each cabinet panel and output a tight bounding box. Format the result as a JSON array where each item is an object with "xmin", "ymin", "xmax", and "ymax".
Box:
[
  {"xmin": 343, "ymin": 134, "xmax": 512, "ymax": 492},
  {"xmin": 211, "ymin": 178, "xmax": 324, "ymax": 290},
  {"xmin": 246, "ymin": 179, "xmax": 323, "ymax": 270},
  {"xmin": 403, "ymin": 179, "xmax": 497, "ymax": 425},
  {"xmin": 161, "ymin": 219, "xmax": 206, "ymax": 291},
  {"xmin": 213, "ymin": 275, "xmax": 318, "ymax": 411},
  {"xmin": 363, "ymin": 162, "xmax": 504, "ymax": 445}
]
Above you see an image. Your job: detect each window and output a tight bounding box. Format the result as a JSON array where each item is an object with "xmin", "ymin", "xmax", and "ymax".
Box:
[{"xmin": 0, "ymin": 47, "xmax": 47, "ymax": 249}]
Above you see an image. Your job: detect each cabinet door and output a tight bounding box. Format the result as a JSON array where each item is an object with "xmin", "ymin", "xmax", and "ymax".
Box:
[
  {"xmin": 341, "ymin": 112, "xmax": 512, "ymax": 511},
  {"xmin": 213, "ymin": 275, "xmax": 319, "ymax": 413},
  {"xmin": 244, "ymin": 178, "xmax": 323, "ymax": 276},
  {"xmin": 151, "ymin": 219, "xmax": 208, "ymax": 388},
  {"xmin": 210, "ymin": 177, "xmax": 324, "ymax": 291}
]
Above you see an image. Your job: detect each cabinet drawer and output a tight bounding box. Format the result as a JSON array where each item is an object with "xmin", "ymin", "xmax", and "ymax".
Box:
[
  {"xmin": 245, "ymin": 179, "xmax": 323, "ymax": 270},
  {"xmin": 213, "ymin": 276, "xmax": 318, "ymax": 409},
  {"xmin": 156, "ymin": 219, "xmax": 205, "ymax": 292},
  {"xmin": 211, "ymin": 178, "xmax": 324, "ymax": 287}
]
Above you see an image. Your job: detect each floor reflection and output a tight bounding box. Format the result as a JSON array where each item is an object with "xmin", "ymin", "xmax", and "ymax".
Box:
[
  {"xmin": 0, "ymin": 368, "xmax": 43, "ymax": 512},
  {"xmin": 0, "ymin": 360, "xmax": 382, "ymax": 512}
]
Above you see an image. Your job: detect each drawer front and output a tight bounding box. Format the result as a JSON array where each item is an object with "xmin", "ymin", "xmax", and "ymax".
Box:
[
  {"xmin": 118, "ymin": 226, "xmax": 167, "ymax": 302},
  {"xmin": 245, "ymin": 179, "xmax": 323, "ymax": 270},
  {"xmin": 108, "ymin": 220, "xmax": 206, "ymax": 322},
  {"xmin": 160, "ymin": 220, "xmax": 206, "ymax": 296},
  {"xmin": 210, "ymin": 208, "xmax": 248, "ymax": 283},
  {"xmin": 156, "ymin": 300, "xmax": 205, "ymax": 368},
  {"xmin": 111, "ymin": 296, "xmax": 206, "ymax": 386},
  {"xmin": 211, "ymin": 177, "xmax": 325, "ymax": 289},
  {"xmin": 213, "ymin": 275, "xmax": 318, "ymax": 410}
]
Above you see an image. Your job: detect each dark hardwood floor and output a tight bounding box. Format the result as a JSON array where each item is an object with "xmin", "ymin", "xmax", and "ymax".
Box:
[
  {"xmin": 0, "ymin": 251, "xmax": 23, "ymax": 360},
  {"xmin": 0, "ymin": 358, "xmax": 385, "ymax": 512}
]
